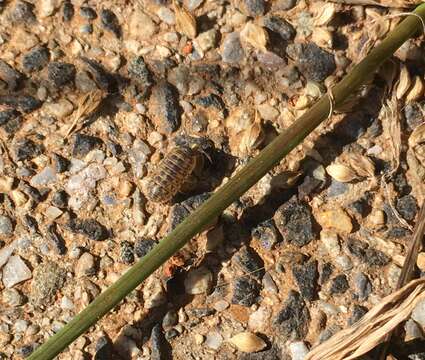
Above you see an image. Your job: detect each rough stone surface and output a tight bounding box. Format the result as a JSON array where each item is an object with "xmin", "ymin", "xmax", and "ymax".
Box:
[
  {"xmin": 274, "ymin": 290, "xmax": 310, "ymax": 340},
  {"xmin": 232, "ymin": 277, "xmax": 261, "ymax": 307},
  {"xmin": 290, "ymin": 43, "xmax": 336, "ymax": 81},
  {"xmin": 30, "ymin": 261, "xmax": 66, "ymax": 306},
  {"xmin": 274, "ymin": 197, "xmax": 315, "ymax": 247},
  {"xmin": 2, "ymin": 255, "xmax": 32, "ymax": 288},
  {"xmin": 149, "ymin": 81, "xmax": 181, "ymax": 133},
  {"xmin": 292, "ymin": 260, "xmax": 318, "ymax": 300}
]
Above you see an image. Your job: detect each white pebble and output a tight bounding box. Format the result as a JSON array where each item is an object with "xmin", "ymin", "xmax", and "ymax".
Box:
[
  {"xmin": 2, "ymin": 256, "xmax": 32, "ymax": 288},
  {"xmin": 289, "ymin": 341, "xmax": 309, "ymax": 360}
]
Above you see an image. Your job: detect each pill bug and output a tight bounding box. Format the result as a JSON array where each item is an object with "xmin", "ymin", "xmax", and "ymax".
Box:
[{"xmin": 143, "ymin": 144, "xmax": 199, "ymax": 203}]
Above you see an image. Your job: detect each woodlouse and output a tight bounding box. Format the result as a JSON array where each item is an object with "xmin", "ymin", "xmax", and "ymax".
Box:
[{"xmin": 143, "ymin": 144, "xmax": 199, "ymax": 203}]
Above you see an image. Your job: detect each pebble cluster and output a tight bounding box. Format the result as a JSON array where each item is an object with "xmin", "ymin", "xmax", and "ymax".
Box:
[{"xmin": 0, "ymin": 0, "xmax": 424, "ymax": 359}]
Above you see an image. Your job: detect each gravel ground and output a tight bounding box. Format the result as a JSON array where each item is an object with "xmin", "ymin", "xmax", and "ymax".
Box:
[{"xmin": 0, "ymin": 0, "xmax": 425, "ymax": 359}]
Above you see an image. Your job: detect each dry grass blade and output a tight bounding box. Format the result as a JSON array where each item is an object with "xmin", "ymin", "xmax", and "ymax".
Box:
[
  {"xmin": 329, "ymin": 0, "xmax": 421, "ymax": 6},
  {"xmin": 383, "ymin": 96, "xmax": 401, "ymax": 175},
  {"xmin": 65, "ymin": 90, "xmax": 103, "ymax": 139},
  {"xmin": 305, "ymin": 279, "xmax": 425, "ymax": 360},
  {"xmin": 375, "ymin": 202, "xmax": 425, "ymax": 360},
  {"xmin": 173, "ymin": 0, "xmax": 197, "ymax": 39},
  {"xmin": 397, "ymin": 203, "xmax": 425, "ymax": 290}
]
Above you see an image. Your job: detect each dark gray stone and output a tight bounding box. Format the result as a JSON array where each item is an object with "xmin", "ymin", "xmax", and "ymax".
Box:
[
  {"xmin": 14, "ymin": 138, "xmax": 43, "ymax": 161},
  {"xmin": 46, "ymin": 223, "xmax": 66, "ymax": 255},
  {"xmin": 150, "ymin": 81, "xmax": 181, "ymax": 133},
  {"xmin": 396, "ymin": 195, "xmax": 418, "ymax": 221},
  {"xmin": 72, "ymin": 134, "xmax": 103, "ymax": 157},
  {"xmin": 0, "ymin": 60, "xmax": 22, "ymax": 90},
  {"xmin": 354, "ymin": 272, "xmax": 372, "ymax": 300},
  {"xmin": 347, "ymin": 238, "xmax": 389, "ymax": 266},
  {"xmin": 51, "ymin": 190, "xmax": 68, "ymax": 208},
  {"xmin": 80, "ymin": 6, "xmax": 97, "ymax": 19},
  {"xmin": 233, "ymin": 246, "xmax": 265, "ymax": 280},
  {"xmin": 274, "ymin": 290, "xmax": 310, "ymax": 340},
  {"xmin": 243, "ymin": 0, "xmax": 266, "ymax": 16},
  {"xmin": 292, "ymin": 260, "xmax": 318, "ymax": 300},
  {"xmin": 134, "ymin": 238, "xmax": 157, "ymax": 258},
  {"xmin": 274, "ymin": 196, "xmax": 315, "ymax": 247},
  {"xmin": 290, "ymin": 43, "xmax": 336, "ymax": 82},
  {"xmin": 264, "ymin": 15, "xmax": 296, "ymax": 41},
  {"xmin": 120, "ymin": 241, "xmax": 134, "ymax": 264},
  {"xmin": 63, "ymin": 0, "xmax": 74, "ymax": 22},
  {"xmin": 151, "ymin": 324, "xmax": 169, "ymax": 360},
  {"xmin": 348, "ymin": 305, "xmax": 368, "ymax": 326},
  {"xmin": 330, "ymin": 274, "xmax": 349, "ymax": 294},
  {"xmin": 68, "ymin": 218, "xmax": 109, "ymax": 241},
  {"xmin": 100, "ymin": 9, "xmax": 121, "ymax": 38},
  {"xmin": 48, "ymin": 62, "xmax": 76, "ymax": 87},
  {"xmin": 252, "ymin": 219, "xmax": 280, "ymax": 250}
]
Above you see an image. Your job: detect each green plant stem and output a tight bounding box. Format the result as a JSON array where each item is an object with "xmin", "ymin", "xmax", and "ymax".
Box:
[{"xmin": 28, "ymin": 5, "xmax": 425, "ymax": 360}]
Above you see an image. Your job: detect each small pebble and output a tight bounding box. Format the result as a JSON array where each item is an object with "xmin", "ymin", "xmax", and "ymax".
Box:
[
  {"xmin": 72, "ymin": 134, "xmax": 103, "ymax": 158},
  {"xmin": 30, "ymin": 166, "xmax": 57, "ymax": 187},
  {"xmin": 51, "ymin": 190, "xmax": 69, "ymax": 208},
  {"xmin": 232, "ymin": 277, "xmax": 261, "ymax": 307},
  {"xmin": 14, "ymin": 138, "xmax": 43, "ymax": 161},
  {"xmin": 347, "ymin": 305, "xmax": 368, "ymax": 326},
  {"xmin": 162, "ymin": 310, "xmax": 178, "ymax": 329},
  {"xmin": 274, "ymin": 0, "xmax": 297, "ymax": 10},
  {"xmin": 292, "ymin": 260, "xmax": 318, "ymax": 300},
  {"xmin": 243, "ymin": 0, "xmax": 266, "ymax": 16},
  {"xmin": 2, "ymin": 288, "xmax": 26, "ymax": 307},
  {"xmin": 222, "ymin": 32, "xmax": 245, "ymax": 63},
  {"xmin": 149, "ymin": 80, "xmax": 181, "ymax": 134},
  {"xmin": 233, "ymin": 246, "xmax": 264, "ymax": 280},
  {"xmin": 100, "ymin": 9, "xmax": 121, "ymax": 38},
  {"xmin": 289, "ymin": 43, "xmax": 336, "ymax": 82},
  {"xmin": 316, "ymin": 208, "xmax": 353, "ymax": 234},
  {"xmin": 120, "ymin": 241, "xmax": 135, "ymax": 264},
  {"xmin": 68, "ymin": 218, "xmax": 109, "ymax": 241},
  {"xmin": 22, "ymin": 46, "xmax": 50, "ymax": 72},
  {"xmin": 274, "ymin": 290, "xmax": 310, "ymax": 340},
  {"xmin": 274, "ymin": 197, "xmax": 315, "ymax": 247},
  {"xmin": 289, "ymin": 341, "xmax": 309, "ymax": 360},
  {"xmin": 354, "ymin": 272, "xmax": 372, "ymax": 300},
  {"xmin": 80, "ymin": 6, "xmax": 97, "ymax": 20},
  {"xmin": 48, "ymin": 62, "xmax": 76, "ymax": 87},
  {"xmin": 264, "ymin": 15, "xmax": 296, "ymax": 41},
  {"xmin": 0, "ymin": 215, "xmax": 14, "ymax": 236},
  {"xmin": 205, "ymin": 331, "xmax": 223, "ymax": 350},
  {"xmin": 75, "ymin": 252, "xmax": 96, "ymax": 277},
  {"xmin": 396, "ymin": 195, "xmax": 418, "ymax": 221},
  {"xmin": 134, "ymin": 238, "xmax": 157, "ymax": 258},
  {"xmin": 184, "ymin": 267, "xmax": 213, "ymax": 294},
  {"xmin": 2, "ymin": 255, "xmax": 32, "ymax": 288},
  {"xmin": 63, "ymin": 0, "xmax": 74, "ymax": 21},
  {"xmin": 30, "ymin": 261, "xmax": 66, "ymax": 306},
  {"xmin": 347, "ymin": 238, "xmax": 389, "ymax": 266},
  {"xmin": 151, "ymin": 324, "xmax": 168, "ymax": 360},
  {"xmin": 330, "ymin": 274, "xmax": 349, "ymax": 294}
]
